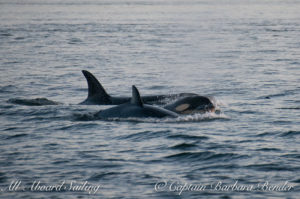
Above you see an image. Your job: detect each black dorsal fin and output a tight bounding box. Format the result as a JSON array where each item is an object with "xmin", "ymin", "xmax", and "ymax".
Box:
[
  {"xmin": 131, "ymin": 85, "xmax": 143, "ymax": 107},
  {"xmin": 82, "ymin": 70, "xmax": 110, "ymax": 102}
]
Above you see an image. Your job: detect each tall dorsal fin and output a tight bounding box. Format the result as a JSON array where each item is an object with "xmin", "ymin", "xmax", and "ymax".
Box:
[
  {"xmin": 131, "ymin": 85, "xmax": 143, "ymax": 107},
  {"xmin": 82, "ymin": 70, "xmax": 110, "ymax": 100}
]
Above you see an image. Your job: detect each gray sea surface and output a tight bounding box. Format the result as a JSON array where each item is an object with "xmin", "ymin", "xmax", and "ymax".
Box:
[{"xmin": 0, "ymin": 0, "xmax": 299, "ymax": 198}]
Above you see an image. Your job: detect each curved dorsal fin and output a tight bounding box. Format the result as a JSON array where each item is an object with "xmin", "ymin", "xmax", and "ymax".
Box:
[
  {"xmin": 131, "ymin": 85, "xmax": 143, "ymax": 107},
  {"xmin": 82, "ymin": 70, "xmax": 110, "ymax": 100}
]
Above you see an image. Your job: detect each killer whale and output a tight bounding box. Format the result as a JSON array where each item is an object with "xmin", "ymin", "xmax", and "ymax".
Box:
[
  {"xmin": 80, "ymin": 70, "xmax": 217, "ymax": 114},
  {"xmin": 164, "ymin": 95, "xmax": 216, "ymax": 114},
  {"xmin": 80, "ymin": 70, "xmax": 197, "ymax": 105},
  {"xmin": 96, "ymin": 85, "xmax": 178, "ymax": 119}
]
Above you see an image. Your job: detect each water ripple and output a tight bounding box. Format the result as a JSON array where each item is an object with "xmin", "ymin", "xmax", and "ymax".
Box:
[
  {"xmin": 167, "ymin": 134, "xmax": 209, "ymax": 141},
  {"xmin": 280, "ymin": 131, "xmax": 300, "ymax": 137},
  {"xmin": 88, "ymin": 172, "xmax": 129, "ymax": 181},
  {"xmin": 5, "ymin": 133, "xmax": 28, "ymax": 140},
  {"xmin": 117, "ymin": 130, "xmax": 170, "ymax": 141},
  {"xmin": 246, "ymin": 163, "xmax": 299, "ymax": 172},
  {"xmin": 170, "ymin": 142, "xmax": 198, "ymax": 150},
  {"xmin": 165, "ymin": 151, "xmax": 245, "ymax": 162}
]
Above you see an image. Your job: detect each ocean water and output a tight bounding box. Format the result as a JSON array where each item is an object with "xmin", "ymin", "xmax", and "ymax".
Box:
[{"xmin": 0, "ymin": 0, "xmax": 299, "ymax": 198}]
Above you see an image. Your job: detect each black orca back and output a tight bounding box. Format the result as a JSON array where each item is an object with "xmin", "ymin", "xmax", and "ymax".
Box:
[{"xmin": 80, "ymin": 70, "xmax": 112, "ymax": 104}]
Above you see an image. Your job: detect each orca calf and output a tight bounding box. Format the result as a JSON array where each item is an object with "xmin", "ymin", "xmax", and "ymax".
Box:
[
  {"xmin": 163, "ymin": 95, "xmax": 216, "ymax": 114},
  {"xmin": 80, "ymin": 70, "xmax": 197, "ymax": 105},
  {"xmin": 96, "ymin": 85, "xmax": 178, "ymax": 119}
]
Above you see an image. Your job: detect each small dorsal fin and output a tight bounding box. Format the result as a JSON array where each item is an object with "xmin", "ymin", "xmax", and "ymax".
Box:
[
  {"xmin": 131, "ymin": 85, "xmax": 143, "ymax": 107},
  {"xmin": 81, "ymin": 70, "xmax": 111, "ymax": 103}
]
